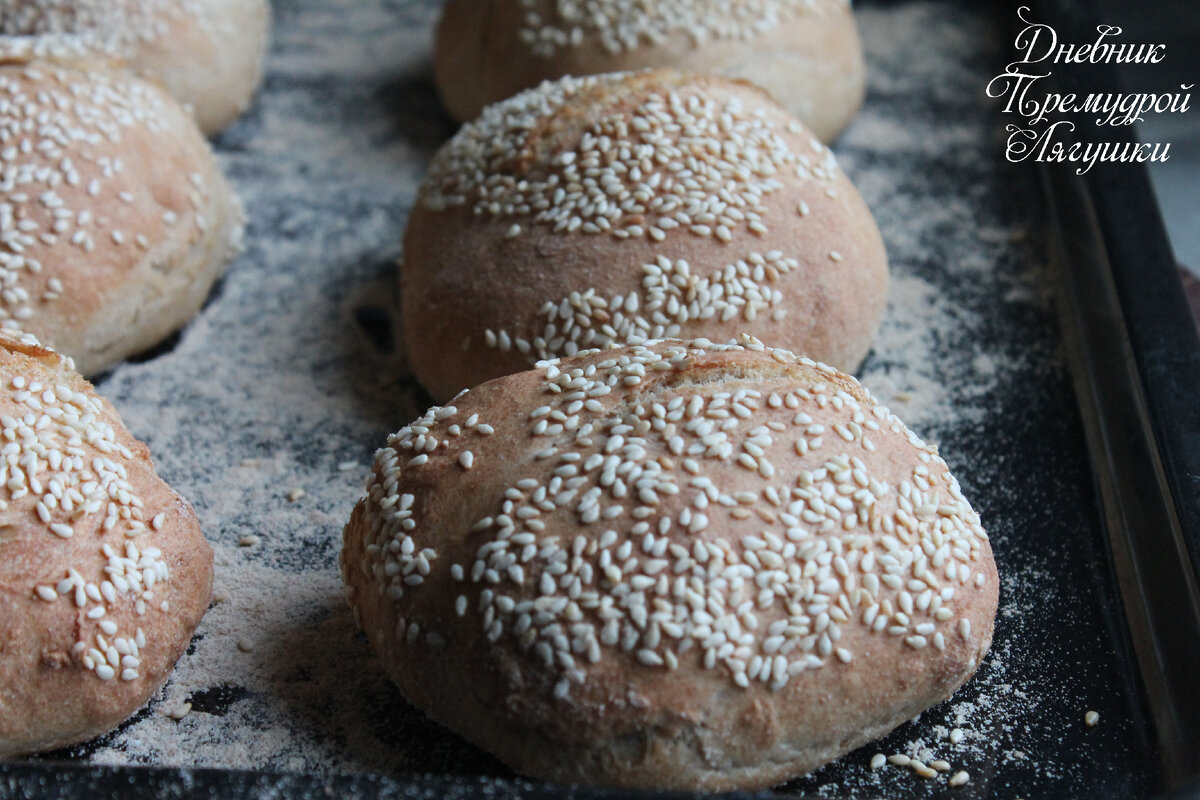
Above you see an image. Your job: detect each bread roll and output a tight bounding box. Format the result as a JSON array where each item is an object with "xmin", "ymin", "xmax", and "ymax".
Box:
[
  {"xmin": 403, "ymin": 69, "xmax": 887, "ymax": 402},
  {"xmin": 434, "ymin": 0, "xmax": 864, "ymax": 141},
  {"xmin": 0, "ymin": 49, "xmax": 243, "ymax": 376},
  {"xmin": 0, "ymin": 0, "xmax": 270, "ymax": 135},
  {"xmin": 341, "ymin": 337, "xmax": 996, "ymax": 791},
  {"xmin": 0, "ymin": 330, "xmax": 213, "ymax": 757}
]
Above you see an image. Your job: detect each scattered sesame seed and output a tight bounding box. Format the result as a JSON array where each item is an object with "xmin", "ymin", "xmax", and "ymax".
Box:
[
  {"xmin": 287, "ymin": 487, "xmax": 306, "ymax": 502},
  {"xmin": 949, "ymin": 770, "xmax": 970, "ymax": 787},
  {"xmin": 239, "ymin": 535, "xmax": 261, "ymax": 547},
  {"xmin": 1084, "ymin": 710, "xmax": 1100, "ymax": 727},
  {"xmin": 870, "ymin": 753, "xmax": 886, "ymax": 770},
  {"xmin": 337, "ymin": 460, "xmax": 358, "ymax": 471},
  {"xmin": 165, "ymin": 702, "xmax": 192, "ymax": 721}
]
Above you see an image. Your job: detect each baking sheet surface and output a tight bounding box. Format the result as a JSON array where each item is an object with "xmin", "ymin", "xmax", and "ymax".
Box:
[{"xmin": 8, "ymin": 0, "xmax": 1165, "ymax": 797}]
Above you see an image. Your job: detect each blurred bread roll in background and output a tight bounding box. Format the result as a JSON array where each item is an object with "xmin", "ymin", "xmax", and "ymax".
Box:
[
  {"xmin": 0, "ymin": 0, "xmax": 271, "ymax": 135},
  {"xmin": 0, "ymin": 50, "xmax": 244, "ymax": 376},
  {"xmin": 404, "ymin": 69, "xmax": 887, "ymax": 401},
  {"xmin": 434, "ymin": 0, "xmax": 864, "ymax": 140}
]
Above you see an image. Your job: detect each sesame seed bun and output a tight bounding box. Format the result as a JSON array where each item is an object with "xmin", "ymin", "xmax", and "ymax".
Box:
[
  {"xmin": 403, "ymin": 70, "xmax": 887, "ymax": 402},
  {"xmin": 434, "ymin": 0, "xmax": 864, "ymax": 142},
  {"xmin": 0, "ymin": 330, "xmax": 213, "ymax": 757},
  {"xmin": 0, "ymin": 0, "xmax": 271, "ymax": 135},
  {"xmin": 0, "ymin": 50, "xmax": 244, "ymax": 376},
  {"xmin": 341, "ymin": 337, "xmax": 996, "ymax": 791}
]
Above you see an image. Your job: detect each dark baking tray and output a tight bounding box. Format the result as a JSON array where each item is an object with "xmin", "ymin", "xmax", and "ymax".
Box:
[{"xmin": 4, "ymin": 0, "xmax": 1200, "ymax": 797}]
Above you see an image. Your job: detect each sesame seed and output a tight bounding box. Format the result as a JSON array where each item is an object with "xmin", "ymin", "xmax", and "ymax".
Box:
[
  {"xmin": 239, "ymin": 535, "xmax": 261, "ymax": 547},
  {"xmin": 165, "ymin": 702, "xmax": 192, "ymax": 721},
  {"xmin": 870, "ymin": 753, "xmax": 886, "ymax": 770},
  {"xmin": 1085, "ymin": 710, "xmax": 1100, "ymax": 727},
  {"xmin": 949, "ymin": 771, "xmax": 970, "ymax": 787}
]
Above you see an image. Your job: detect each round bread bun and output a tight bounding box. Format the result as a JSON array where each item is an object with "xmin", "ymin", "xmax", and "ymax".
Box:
[
  {"xmin": 0, "ymin": 49, "xmax": 244, "ymax": 377},
  {"xmin": 434, "ymin": 0, "xmax": 864, "ymax": 141},
  {"xmin": 341, "ymin": 337, "xmax": 996, "ymax": 791},
  {"xmin": 0, "ymin": 0, "xmax": 270, "ymax": 136},
  {"xmin": 403, "ymin": 69, "xmax": 887, "ymax": 402},
  {"xmin": 0, "ymin": 330, "xmax": 213, "ymax": 757}
]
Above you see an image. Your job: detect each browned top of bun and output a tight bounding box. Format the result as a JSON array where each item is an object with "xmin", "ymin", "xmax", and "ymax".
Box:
[
  {"xmin": 508, "ymin": 0, "xmax": 851, "ymax": 59},
  {"xmin": 404, "ymin": 70, "xmax": 887, "ymax": 400},
  {"xmin": 342, "ymin": 338, "xmax": 995, "ymax": 790}
]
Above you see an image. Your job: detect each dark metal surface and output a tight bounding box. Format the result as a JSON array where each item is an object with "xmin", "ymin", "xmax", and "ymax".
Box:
[{"xmin": 1033, "ymin": 0, "xmax": 1200, "ymax": 787}]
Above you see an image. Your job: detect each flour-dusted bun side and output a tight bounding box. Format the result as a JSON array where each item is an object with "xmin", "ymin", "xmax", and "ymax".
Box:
[
  {"xmin": 0, "ymin": 50, "xmax": 243, "ymax": 376},
  {"xmin": 434, "ymin": 0, "xmax": 864, "ymax": 141},
  {"xmin": 0, "ymin": 331, "xmax": 213, "ymax": 757},
  {"xmin": 0, "ymin": 0, "xmax": 270, "ymax": 135},
  {"xmin": 403, "ymin": 70, "xmax": 887, "ymax": 402},
  {"xmin": 341, "ymin": 338, "xmax": 996, "ymax": 791}
]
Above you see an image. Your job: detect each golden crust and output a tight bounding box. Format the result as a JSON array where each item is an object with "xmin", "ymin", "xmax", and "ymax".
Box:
[
  {"xmin": 403, "ymin": 70, "xmax": 888, "ymax": 403},
  {"xmin": 0, "ymin": 330, "xmax": 213, "ymax": 757},
  {"xmin": 342, "ymin": 339, "xmax": 997, "ymax": 791},
  {"xmin": 0, "ymin": 52, "xmax": 243, "ymax": 376},
  {"xmin": 434, "ymin": 0, "xmax": 864, "ymax": 141}
]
